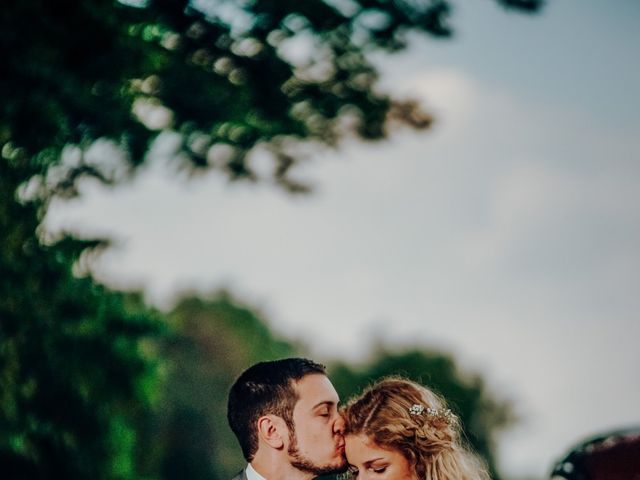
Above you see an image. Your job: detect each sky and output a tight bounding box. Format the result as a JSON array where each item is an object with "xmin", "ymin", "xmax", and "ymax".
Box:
[{"xmin": 45, "ymin": 1, "xmax": 640, "ymax": 478}]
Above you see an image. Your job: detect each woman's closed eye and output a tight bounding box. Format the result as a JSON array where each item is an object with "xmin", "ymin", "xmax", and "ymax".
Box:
[{"xmin": 347, "ymin": 464, "xmax": 387, "ymax": 477}]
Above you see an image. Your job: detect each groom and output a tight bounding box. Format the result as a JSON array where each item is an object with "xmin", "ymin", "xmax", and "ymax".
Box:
[{"xmin": 227, "ymin": 358, "xmax": 347, "ymax": 480}]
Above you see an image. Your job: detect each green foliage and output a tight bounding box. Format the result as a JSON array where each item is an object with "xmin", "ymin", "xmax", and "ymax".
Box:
[
  {"xmin": 2, "ymin": 0, "xmax": 542, "ymax": 194},
  {"xmin": 0, "ymin": 163, "xmax": 162, "ymax": 479},
  {"xmin": 329, "ymin": 348, "xmax": 515, "ymax": 479}
]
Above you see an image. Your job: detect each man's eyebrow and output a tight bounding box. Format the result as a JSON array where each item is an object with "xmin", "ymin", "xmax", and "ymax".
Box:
[{"xmin": 311, "ymin": 400, "xmax": 336, "ymax": 409}]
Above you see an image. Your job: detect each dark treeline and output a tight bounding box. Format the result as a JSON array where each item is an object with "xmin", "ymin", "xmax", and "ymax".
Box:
[
  {"xmin": 152, "ymin": 292, "xmax": 514, "ymax": 480},
  {"xmin": 1, "ymin": 283, "xmax": 515, "ymax": 479}
]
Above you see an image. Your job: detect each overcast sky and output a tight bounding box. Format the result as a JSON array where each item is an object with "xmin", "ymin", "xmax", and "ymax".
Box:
[{"xmin": 46, "ymin": 1, "xmax": 640, "ymax": 478}]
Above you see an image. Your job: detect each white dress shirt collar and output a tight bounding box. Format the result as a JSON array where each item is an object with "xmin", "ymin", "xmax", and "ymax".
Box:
[{"xmin": 246, "ymin": 463, "xmax": 267, "ymax": 480}]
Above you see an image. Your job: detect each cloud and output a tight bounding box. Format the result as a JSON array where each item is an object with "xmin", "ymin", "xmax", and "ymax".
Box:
[{"xmin": 402, "ymin": 69, "xmax": 478, "ymax": 130}]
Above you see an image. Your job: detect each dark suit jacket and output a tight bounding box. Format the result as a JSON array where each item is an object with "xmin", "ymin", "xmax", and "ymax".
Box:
[{"xmin": 231, "ymin": 468, "xmax": 247, "ymax": 480}]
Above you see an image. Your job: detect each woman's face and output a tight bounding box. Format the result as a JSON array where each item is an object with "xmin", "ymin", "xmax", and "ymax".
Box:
[{"xmin": 344, "ymin": 433, "xmax": 417, "ymax": 480}]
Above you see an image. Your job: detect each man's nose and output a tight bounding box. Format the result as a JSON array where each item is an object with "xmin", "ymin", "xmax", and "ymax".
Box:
[{"xmin": 334, "ymin": 414, "xmax": 345, "ymax": 434}]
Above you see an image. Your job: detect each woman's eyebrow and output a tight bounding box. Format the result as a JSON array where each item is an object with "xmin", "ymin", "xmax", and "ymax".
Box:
[{"xmin": 363, "ymin": 458, "xmax": 385, "ymax": 467}]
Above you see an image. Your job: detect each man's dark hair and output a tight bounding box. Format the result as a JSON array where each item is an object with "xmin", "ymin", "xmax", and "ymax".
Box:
[{"xmin": 227, "ymin": 357, "xmax": 326, "ymax": 461}]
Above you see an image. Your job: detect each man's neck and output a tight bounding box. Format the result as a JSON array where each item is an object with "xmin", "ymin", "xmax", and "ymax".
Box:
[{"xmin": 251, "ymin": 454, "xmax": 315, "ymax": 480}]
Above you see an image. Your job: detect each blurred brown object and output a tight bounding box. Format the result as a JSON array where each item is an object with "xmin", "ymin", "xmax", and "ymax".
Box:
[{"xmin": 551, "ymin": 428, "xmax": 640, "ymax": 480}]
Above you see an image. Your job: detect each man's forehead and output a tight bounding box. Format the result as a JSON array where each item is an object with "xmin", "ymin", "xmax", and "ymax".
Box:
[{"xmin": 293, "ymin": 373, "xmax": 339, "ymax": 403}]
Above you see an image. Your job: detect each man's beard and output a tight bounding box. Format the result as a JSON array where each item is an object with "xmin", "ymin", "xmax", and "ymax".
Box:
[{"xmin": 287, "ymin": 430, "xmax": 347, "ymax": 476}]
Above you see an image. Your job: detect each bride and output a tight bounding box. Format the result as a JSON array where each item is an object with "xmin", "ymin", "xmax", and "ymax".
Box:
[{"xmin": 342, "ymin": 377, "xmax": 490, "ymax": 480}]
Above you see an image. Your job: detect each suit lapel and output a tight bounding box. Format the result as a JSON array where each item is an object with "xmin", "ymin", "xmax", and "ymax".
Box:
[{"xmin": 231, "ymin": 468, "xmax": 248, "ymax": 480}]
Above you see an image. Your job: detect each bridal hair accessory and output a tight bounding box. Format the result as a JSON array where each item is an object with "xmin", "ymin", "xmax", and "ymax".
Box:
[{"xmin": 409, "ymin": 404, "xmax": 454, "ymax": 423}]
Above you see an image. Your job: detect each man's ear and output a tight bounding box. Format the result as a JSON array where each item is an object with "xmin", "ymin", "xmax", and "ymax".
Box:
[{"xmin": 257, "ymin": 414, "xmax": 287, "ymax": 450}]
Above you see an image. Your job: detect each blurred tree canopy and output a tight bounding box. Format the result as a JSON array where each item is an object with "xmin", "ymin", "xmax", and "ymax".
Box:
[
  {"xmin": 1, "ymin": 0, "xmax": 542, "ymax": 478},
  {"xmin": 0, "ymin": 164, "xmax": 162, "ymax": 479},
  {"xmin": 2, "ymin": 0, "xmax": 543, "ymax": 197},
  {"xmin": 149, "ymin": 291, "xmax": 298, "ymax": 480}
]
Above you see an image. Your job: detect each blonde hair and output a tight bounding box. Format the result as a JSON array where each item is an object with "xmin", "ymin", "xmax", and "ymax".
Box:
[{"xmin": 343, "ymin": 377, "xmax": 490, "ymax": 480}]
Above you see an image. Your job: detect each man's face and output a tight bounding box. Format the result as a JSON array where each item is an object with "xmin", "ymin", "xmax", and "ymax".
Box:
[{"xmin": 287, "ymin": 373, "xmax": 347, "ymax": 476}]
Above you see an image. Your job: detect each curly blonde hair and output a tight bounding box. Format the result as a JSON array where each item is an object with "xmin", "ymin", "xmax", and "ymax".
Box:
[{"xmin": 342, "ymin": 377, "xmax": 490, "ymax": 480}]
